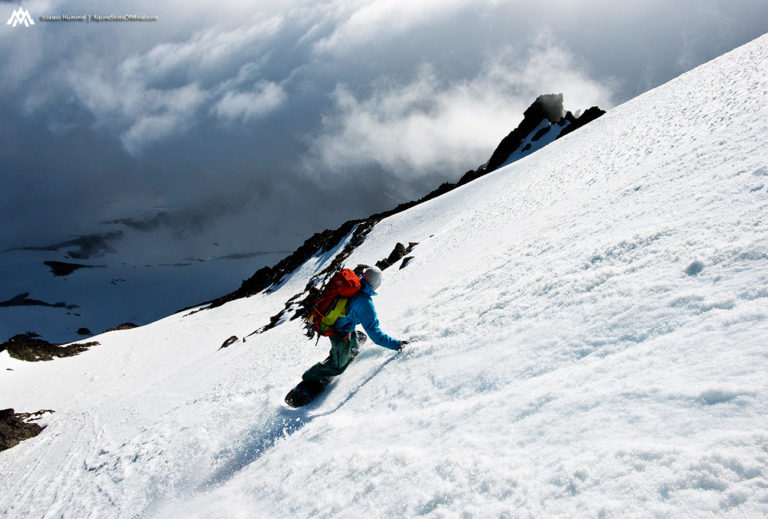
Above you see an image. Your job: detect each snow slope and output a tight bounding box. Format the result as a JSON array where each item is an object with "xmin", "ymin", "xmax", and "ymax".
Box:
[{"xmin": 2, "ymin": 33, "xmax": 768, "ymax": 518}]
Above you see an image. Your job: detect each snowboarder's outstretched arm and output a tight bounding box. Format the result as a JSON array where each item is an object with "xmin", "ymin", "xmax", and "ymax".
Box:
[{"xmin": 354, "ymin": 297, "xmax": 401, "ymax": 350}]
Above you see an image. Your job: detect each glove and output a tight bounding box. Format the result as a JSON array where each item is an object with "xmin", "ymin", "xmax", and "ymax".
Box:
[{"xmin": 398, "ymin": 340, "xmax": 409, "ymax": 349}]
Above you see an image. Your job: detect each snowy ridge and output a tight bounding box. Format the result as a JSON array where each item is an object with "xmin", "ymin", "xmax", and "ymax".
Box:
[
  {"xmin": 455, "ymin": 93, "xmax": 604, "ymax": 189},
  {"xmin": 2, "ymin": 34, "xmax": 768, "ymax": 518}
]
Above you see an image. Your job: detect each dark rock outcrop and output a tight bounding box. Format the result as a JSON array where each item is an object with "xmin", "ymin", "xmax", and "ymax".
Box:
[
  {"xmin": 104, "ymin": 322, "xmax": 139, "ymax": 333},
  {"xmin": 481, "ymin": 93, "xmax": 566, "ymax": 175},
  {"xmin": 219, "ymin": 336, "xmax": 239, "ymax": 349},
  {"xmin": 0, "ymin": 409, "xmax": 54, "ymax": 451},
  {"xmin": 43, "ymin": 261, "xmax": 103, "ymax": 277},
  {"xmin": 376, "ymin": 243, "xmax": 406, "ymax": 270},
  {"xmin": 557, "ymin": 106, "xmax": 606, "ymax": 139},
  {"xmin": 0, "ymin": 292, "xmax": 78, "ymax": 310},
  {"xmin": 400, "ymin": 256, "xmax": 414, "ymax": 269},
  {"xmin": 460, "ymin": 94, "xmax": 605, "ymax": 183},
  {"xmin": 0, "ymin": 333, "xmax": 99, "ymax": 362},
  {"xmin": 376, "ymin": 242, "xmax": 418, "ymax": 271}
]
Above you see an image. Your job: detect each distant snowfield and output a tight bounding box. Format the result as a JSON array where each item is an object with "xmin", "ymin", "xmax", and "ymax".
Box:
[
  {"xmin": 0, "ymin": 235, "xmax": 288, "ymax": 344},
  {"xmin": 2, "ymin": 34, "xmax": 768, "ymax": 518}
]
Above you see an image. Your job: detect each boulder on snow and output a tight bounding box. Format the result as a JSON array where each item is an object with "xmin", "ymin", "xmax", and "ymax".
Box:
[
  {"xmin": 387, "ymin": 243, "xmax": 407, "ymax": 264},
  {"xmin": 219, "ymin": 336, "xmax": 239, "ymax": 350},
  {"xmin": 0, "ymin": 333, "xmax": 100, "ymax": 362},
  {"xmin": 376, "ymin": 242, "xmax": 418, "ymax": 271},
  {"xmin": 0, "ymin": 409, "xmax": 54, "ymax": 452},
  {"xmin": 104, "ymin": 322, "xmax": 139, "ymax": 333}
]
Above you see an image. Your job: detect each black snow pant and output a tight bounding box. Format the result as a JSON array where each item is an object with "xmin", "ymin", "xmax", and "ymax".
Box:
[{"xmin": 302, "ymin": 332, "xmax": 358, "ymax": 383}]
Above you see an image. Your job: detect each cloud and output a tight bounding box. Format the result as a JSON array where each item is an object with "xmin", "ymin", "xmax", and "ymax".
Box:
[
  {"xmin": 213, "ymin": 82, "xmax": 286, "ymax": 123},
  {"xmin": 312, "ymin": 0, "xmax": 499, "ymax": 55},
  {"xmin": 17, "ymin": 9, "xmax": 288, "ymax": 155},
  {"xmin": 513, "ymin": 36, "xmax": 617, "ymax": 114},
  {"xmin": 306, "ymin": 41, "xmax": 614, "ymax": 178},
  {"xmin": 118, "ymin": 15, "xmax": 284, "ymax": 85},
  {"xmin": 2, "ymin": 0, "xmax": 768, "ymax": 254},
  {"xmin": 120, "ymin": 83, "xmax": 208, "ymax": 154}
]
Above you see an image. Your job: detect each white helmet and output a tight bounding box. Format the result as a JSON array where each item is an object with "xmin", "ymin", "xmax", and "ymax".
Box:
[{"xmin": 363, "ymin": 266, "xmax": 382, "ymax": 291}]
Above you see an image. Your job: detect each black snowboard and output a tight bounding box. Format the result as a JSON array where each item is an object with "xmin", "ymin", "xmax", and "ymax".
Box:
[
  {"xmin": 284, "ymin": 378, "xmax": 333, "ymax": 408},
  {"xmin": 284, "ymin": 332, "xmax": 366, "ymax": 408}
]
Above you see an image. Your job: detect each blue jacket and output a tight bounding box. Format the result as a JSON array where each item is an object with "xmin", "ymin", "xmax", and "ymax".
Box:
[{"xmin": 333, "ymin": 279, "xmax": 401, "ymax": 350}]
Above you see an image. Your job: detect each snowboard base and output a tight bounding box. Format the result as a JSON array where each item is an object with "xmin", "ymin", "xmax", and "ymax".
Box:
[{"xmin": 284, "ymin": 378, "xmax": 332, "ymax": 407}]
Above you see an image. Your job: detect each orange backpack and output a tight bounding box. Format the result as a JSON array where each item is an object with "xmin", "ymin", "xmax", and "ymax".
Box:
[{"xmin": 310, "ymin": 269, "xmax": 362, "ymax": 336}]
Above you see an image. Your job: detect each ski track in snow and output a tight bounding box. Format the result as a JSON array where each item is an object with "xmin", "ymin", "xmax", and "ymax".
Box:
[{"xmin": 2, "ymin": 34, "xmax": 768, "ymax": 518}]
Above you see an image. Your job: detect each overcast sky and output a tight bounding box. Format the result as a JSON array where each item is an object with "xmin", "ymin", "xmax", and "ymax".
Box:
[{"xmin": 2, "ymin": 0, "xmax": 767, "ymax": 256}]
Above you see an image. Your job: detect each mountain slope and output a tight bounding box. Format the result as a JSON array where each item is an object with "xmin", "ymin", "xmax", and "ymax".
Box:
[
  {"xmin": 198, "ymin": 93, "xmax": 604, "ymax": 315},
  {"xmin": 2, "ymin": 34, "xmax": 768, "ymax": 518}
]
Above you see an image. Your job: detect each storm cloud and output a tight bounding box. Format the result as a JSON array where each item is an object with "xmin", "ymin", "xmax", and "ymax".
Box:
[{"xmin": 2, "ymin": 0, "xmax": 767, "ymax": 255}]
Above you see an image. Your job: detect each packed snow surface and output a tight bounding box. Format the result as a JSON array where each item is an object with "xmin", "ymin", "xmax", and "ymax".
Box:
[{"xmin": 2, "ymin": 34, "xmax": 768, "ymax": 518}]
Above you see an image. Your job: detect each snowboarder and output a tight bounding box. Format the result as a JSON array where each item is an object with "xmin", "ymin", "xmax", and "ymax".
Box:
[
  {"xmin": 285, "ymin": 266, "xmax": 407, "ymax": 407},
  {"xmin": 303, "ymin": 266, "xmax": 407, "ymax": 381}
]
